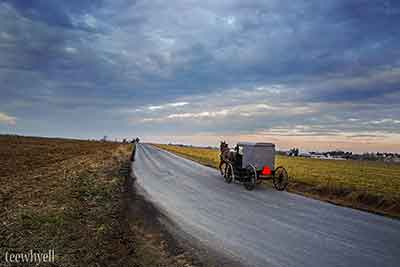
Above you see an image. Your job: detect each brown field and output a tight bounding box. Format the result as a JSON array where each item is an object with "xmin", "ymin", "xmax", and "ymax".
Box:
[
  {"xmin": 0, "ymin": 135, "xmax": 195, "ymax": 266},
  {"xmin": 0, "ymin": 135, "xmax": 123, "ymax": 178},
  {"xmin": 155, "ymin": 144, "xmax": 400, "ymax": 219}
]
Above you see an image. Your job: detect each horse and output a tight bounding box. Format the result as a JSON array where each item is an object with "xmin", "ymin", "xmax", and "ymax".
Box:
[{"xmin": 219, "ymin": 141, "xmax": 237, "ymax": 176}]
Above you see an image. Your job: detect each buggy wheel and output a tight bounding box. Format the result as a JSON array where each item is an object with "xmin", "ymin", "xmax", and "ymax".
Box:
[
  {"xmin": 224, "ymin": 163, "xmax": 234, "ymax": 183},
  {"xmin": 273, "ymin": 166, "xmax": 289, "ymax": 191},
  {"xmin": 244, "ymin": 165, "xmax": 257, "ymax": 190}
]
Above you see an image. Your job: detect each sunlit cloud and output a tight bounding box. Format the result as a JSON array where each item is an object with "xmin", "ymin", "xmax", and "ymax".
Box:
[
  {"xmin": 147, "ymin": 102, "xmax": 190, "ymax": 111},
  {"xmin": 365, "ymin": 119, "xmax": 400, "ymax": 125},
  {"xmin": 0, "ymin": 112, "xmax": 16, "ymax": 125},
  {"xmin": 167, "ymin": 109, "xmax": 229, "ymax": 119}
]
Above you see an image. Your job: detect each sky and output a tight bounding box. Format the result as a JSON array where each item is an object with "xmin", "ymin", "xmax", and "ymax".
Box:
[{"xmin": 1, "ymin": 0, "xmax": 400, "ymax": 152}]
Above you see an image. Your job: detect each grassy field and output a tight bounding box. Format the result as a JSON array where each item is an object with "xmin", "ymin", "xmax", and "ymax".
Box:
[
  {"xmin": 0, "ymin": 135, "xmax": 195, "ymax": 266},
  {"xmin": 155, "ymin": 144, "xmax": 400, "ymax": 218}
]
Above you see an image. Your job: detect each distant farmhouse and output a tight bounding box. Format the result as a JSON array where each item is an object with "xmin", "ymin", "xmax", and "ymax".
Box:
[{"xmin": 284, "ymin": 148, "xmax": 400, "ymax": 163}]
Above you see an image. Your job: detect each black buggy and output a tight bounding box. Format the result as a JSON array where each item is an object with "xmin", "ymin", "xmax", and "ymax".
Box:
[{"xmin": 221, "ymin": 142, "xmax": 289, "ymax": 191}]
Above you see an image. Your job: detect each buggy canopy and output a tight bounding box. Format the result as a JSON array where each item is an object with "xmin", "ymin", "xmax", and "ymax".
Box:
[{"xmin": 237, "ymin": 142, "xmax": 275, "ymax": 170}]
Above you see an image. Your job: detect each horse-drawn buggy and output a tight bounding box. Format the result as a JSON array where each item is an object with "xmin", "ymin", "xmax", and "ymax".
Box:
[{"xmin": 219, "ymin": 142, "xmax": 289, "ymax": 191}]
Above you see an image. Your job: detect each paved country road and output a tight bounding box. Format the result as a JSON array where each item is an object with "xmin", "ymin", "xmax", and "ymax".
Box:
[{"xmin": 133, "ymin": 144, "xmax": 400, "ymax": 267}]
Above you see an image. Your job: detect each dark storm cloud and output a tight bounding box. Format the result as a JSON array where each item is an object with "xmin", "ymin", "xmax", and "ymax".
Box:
[
  {"xmin": 0, "ymin": 0, "xmax": 399, "ymax": 147},
  {"xmin": 3, "ymin": 0, "xmax": 103, "ymax": 29}
]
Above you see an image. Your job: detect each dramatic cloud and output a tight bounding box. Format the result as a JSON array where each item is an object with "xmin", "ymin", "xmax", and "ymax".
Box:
[{"xmin": 1, "ymin": 0, "xmax": 399, "ymax": 151}]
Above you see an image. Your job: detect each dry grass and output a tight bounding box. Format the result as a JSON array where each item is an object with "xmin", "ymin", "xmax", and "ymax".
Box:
[{"xmin": 155, "ymin": 144, "xmax": 400, "ymax": 219}]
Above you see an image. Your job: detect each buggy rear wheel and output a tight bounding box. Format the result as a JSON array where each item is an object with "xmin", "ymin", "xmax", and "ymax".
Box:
[
  {"xmin": 244, "ymin": 165, "xmax": 257, "ymax": 190},
  {"xmin": 224, "ymin": 163, "xmax": 234, "ymax": 183},
  {"xmin": 273, "ymin": 166, "xmax": 289, "ymax": 191}
]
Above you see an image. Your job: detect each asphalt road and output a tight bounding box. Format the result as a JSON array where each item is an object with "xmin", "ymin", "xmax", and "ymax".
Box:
[{"xmin": 133, "ymin": 144, "xmax": 400, "ymax": 267}]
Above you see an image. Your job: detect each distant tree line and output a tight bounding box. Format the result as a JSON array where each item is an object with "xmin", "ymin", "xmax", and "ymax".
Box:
[
  {"xmin": 288, "ymin": 148, "xmax": 299, "ymax": 157},
  {"xmin": 98, "ymin": 136, "xmax": 140, "ymax": 144}
]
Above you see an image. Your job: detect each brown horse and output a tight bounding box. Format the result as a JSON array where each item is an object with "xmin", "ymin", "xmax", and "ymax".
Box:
[{"xmin": 219, "ymin": 141, "xmax": 237, "ymax": 176}]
